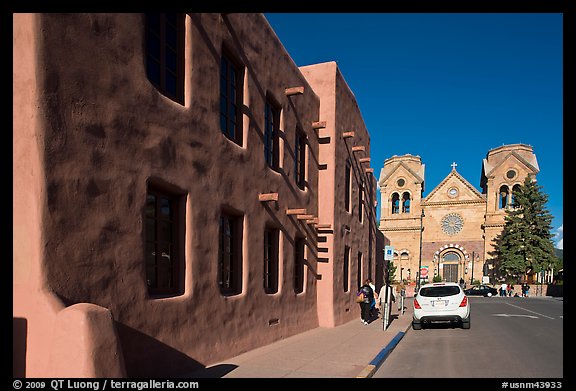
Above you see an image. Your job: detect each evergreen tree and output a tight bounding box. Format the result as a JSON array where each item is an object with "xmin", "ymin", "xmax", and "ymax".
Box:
[{"xmin": 493, "ymin": 175, "xmax": 557, "ymax": 280}]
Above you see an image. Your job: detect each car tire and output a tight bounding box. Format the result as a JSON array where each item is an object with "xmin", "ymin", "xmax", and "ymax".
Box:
[
  {"xmin": 462, "ymin": 317, "xmax": 471, "ymax": 329},
  {"xmin": 412, "ymin": 321, "xmax": 422, "ymax": 330}
]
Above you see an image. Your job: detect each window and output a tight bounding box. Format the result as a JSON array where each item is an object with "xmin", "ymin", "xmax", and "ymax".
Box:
[
  {"xmin": 391, "ymin": 193, "xmax": 400, "ymax": 214},
  {"xmin": 219, "ymin": 213, "xmax": 243, "ymax": 295},
  {"xmin": 264, "ymin": 228, "xmax": 279, "ymax": 294},
  {"xmin": 511, "ymin": 184, "xmax": 521, "ymax": 207},
  {"xmin": 145, "ymin": 186, "xmax": 182, "ymax": 295},
  {"xmin": 220, "ymin": 52, "xmax": 243, "ymax": 145},
  {"xmin": 294, "ymin": 237, "xmax": 305, "ymax": 294},
  {"xmin": 356, "ymin": 248, "xmax": 362, "ymax": 291},
  {"xmin": 499, "ymin": 185, "xmax": 509, "ymax": 209},
  {"xmin": 264, "ymin": 100, "xmax": 280, "ymax": 170},
  {"xmin": 145, "ymin": 13, "xmax": 185, "ymax": 104},
  {"xmin": 343, "ymin": 246, "xmax": 350, "ymax": 292},
  {"xmin": 294, "ymin": 128, "xmax": 306, "ymax": 189},
  {"xmin": 358, "ymin": 182, "xmax": 364, "ymax": 223},
  {"xmin": 402, "ymin": 192, "xmax": 411, "ymax": 213},
  {"xmin": 345, "ymin": 160, "xmax": 351, "ymax": 212}
]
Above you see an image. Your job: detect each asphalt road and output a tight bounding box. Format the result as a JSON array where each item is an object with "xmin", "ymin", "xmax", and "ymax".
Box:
[{"xmin": 373, "ymin": 296, "xmax": 563, "ymax": 378}]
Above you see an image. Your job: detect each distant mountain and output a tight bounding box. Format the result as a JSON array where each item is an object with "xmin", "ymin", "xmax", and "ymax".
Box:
[{"xmin": 554, "ymin": 248, "xmax": 563, "ymax": 260}]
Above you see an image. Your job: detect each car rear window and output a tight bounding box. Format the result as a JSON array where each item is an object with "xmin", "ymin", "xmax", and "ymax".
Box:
[{"xmin": 419, "ymin": 286, "xmax": 461, "ymax": 297}]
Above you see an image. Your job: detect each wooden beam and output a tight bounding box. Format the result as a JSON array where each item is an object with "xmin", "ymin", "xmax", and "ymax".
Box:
[
  {"xmin": 296, "ymin": 214, "xmax": 314, "ymax": 220},
  {"xmin": 286, "ymin": 208, "xmax": 307, "ymax": 215},
  {"xmin": 316, "ymin": 223, "xmax": 332, "ymax": 229},
  {"xmin": 258, "ymin": 193, "xmax": 279, "ymax": 202},
  {"xmin": 342, "ymin": 131, "xmax": 355, "ymax": 139},
  {"xmin": 306, "ymin": 218, "xmax": 319, "ymax": 225},
  {"xmin": 364, "ymin": 168, "xmax": 374, "ymax": 174},
  {"xmin": 359, "ymin": 157, "xmax": 371, "ymax": 163},
  {"xmin": 352, "ymin": 146, "xmax": 365, "ymax": 153},
  {"xmin": 285, "ymin": 86, "xmax": 304, "ymax": 96},
  {"xmin": 312, "ymin": 121, "xmax": 326, "ymax": 129}
]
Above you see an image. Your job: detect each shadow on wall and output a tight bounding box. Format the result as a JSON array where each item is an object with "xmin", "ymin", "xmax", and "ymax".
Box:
[
  {"xmin": 13, "ymin": 317, "xmax": 27, "ymax": 377},
  {"xmin": 115, "ymin": 322, "xmax": 237, "ymax": 378}
]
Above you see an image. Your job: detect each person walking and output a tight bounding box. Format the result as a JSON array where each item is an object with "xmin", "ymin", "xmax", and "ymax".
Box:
[
  {"xmin": 522, "ymin": 282, "xmax": 530, "ymax": 297},
  {"xmin": 357, "ymin": 280, "xmax": 375, "ymax": 325},
  {"xmin": 366, "ymin": 278, "xmax": 378, "ymax": 317},
  {"xmin": 500, "ymin": 282, "xmax": 508, "ymax": 297},
  {"xmin": 396, "ymin": 283, "xmax": 406, "ymax": 313}
]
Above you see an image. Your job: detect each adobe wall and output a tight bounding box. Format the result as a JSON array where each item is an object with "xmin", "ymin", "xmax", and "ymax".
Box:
[
  {"xmin": 300, "ymin": 62, "xmax": 376, "ymax": 327},
  {"xmin": 15, "ymin": 13, "xmax": 321, "ymax": 377}
]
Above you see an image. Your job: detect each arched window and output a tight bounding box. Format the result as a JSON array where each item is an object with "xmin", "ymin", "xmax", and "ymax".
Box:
[
  {"xmin": 511, "ymin": 184, "xmax": 521, "ymax": 207},
  {"xmin": 391, "ymin": 193, "xmax": 400, "ymax": 214},
  {"xmin": 402, "ymin": 192, "xmax": 411, "ymax": 213},
  {"xmin": 499, "ymin": 185, "xmax": 509, "ymax": 209}
]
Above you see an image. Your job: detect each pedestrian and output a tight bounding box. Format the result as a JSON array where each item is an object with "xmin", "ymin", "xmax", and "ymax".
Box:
[
  {"xmin": 459, "ymin": 278, "xmax": 465, "ymax": 290},
  {"xmin": 396, "ymin": 283, "xmax": 406, "ymax": 312},
  {"xmin": 366, "ymin": 278, "xmax": 378, "ymax": 317},
  {"xmin": 500, "ymin": 282, "xmax": 508, "ymax": 297},
  {"xmin": 506, "ymin": 283, "xmax": 512, "ymax": 297},
  {"xmin": 522, "ymin": 282, "xmax": 530, "ymax": 297},
  {"xmin": 357, "ymin": 280, "xmax": 375, "ymax": 325},
  {"xmin": 378, "ymin": 283, "xmax": 395, "ymax": 315},
  {"xmin": 509, "ymin": 284, "xmax": 515, "ymax": 297}
]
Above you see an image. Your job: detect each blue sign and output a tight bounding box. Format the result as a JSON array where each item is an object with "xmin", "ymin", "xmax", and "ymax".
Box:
[{"xmin": 384, "ymin": 246, "xmax": 394, "ymax": 261}]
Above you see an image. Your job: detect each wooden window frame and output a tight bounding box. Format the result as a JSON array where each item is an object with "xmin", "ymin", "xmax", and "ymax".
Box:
[
  {"xmin": 294, "ymin": 128, "xmax": 307, "ymax": 190},
  {"xmin": 145, "ymin": 13, "xmax": 185, "ymax": 104},
  {"xmin": 220, "ymin": 51, "xmax": 244, "ymax": 145},
  {"xmin": 264, "ymin": 227, "xmax": 280, "ymax": 294},
  {"xmin": 264, "ymin": 99, "xmax": 281, "ymax": 170},
  {"xmin": 345, "ymin": 160, "xmax": 351, "ymax": 212},
  {"xmin": 145, "ymin": 185, "xmax": 183, "ymax": 296},
  {"xmin": 219, "ymin": 212, "xmax": 243, "ymax": 295},
  {"xmin": 294, "ymin": 237, "xmax": 305, "ymax": 294},
  {"xmin": 343, "ymin": 245, "xmax": 350, "ymax": 292}
]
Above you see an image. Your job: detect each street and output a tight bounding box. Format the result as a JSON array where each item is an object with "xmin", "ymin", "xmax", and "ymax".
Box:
[{"xmin": 373, "ymin": 296, "xmax": 563, "ymax": 378}]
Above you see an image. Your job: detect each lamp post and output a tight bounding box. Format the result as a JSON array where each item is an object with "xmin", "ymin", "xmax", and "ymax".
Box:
[{"xmin": 417, "ymin": 208, "xmax": 425, "ymax": 291}]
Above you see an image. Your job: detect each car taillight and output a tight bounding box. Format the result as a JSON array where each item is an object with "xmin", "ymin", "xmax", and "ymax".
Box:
[
  {"xmin": 414, "ymin": 298, "xmax": 421, "ymax": 309},
  {"xmin": 459, "ymin": 296, "xmax": 468, "ymax": 307}
]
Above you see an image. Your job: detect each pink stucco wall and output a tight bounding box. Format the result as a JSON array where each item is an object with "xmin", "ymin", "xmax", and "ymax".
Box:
[
  {"xmin": 300, "ymin": 62, "xmax": 381, "ymax": 327},
  {"xmin": 14, "ymin": 13, "xmax": 382, "ymax": 377}
]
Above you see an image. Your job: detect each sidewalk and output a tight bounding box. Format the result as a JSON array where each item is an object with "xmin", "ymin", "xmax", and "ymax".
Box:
[{"xmin": 181, "ymin": 302, "xmax": 413, "ymax": 378}]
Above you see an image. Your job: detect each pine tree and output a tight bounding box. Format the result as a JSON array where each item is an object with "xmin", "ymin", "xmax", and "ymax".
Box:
[{"xmin": 493, "ymin": 175, "xmax": 557, "ymax": 280}]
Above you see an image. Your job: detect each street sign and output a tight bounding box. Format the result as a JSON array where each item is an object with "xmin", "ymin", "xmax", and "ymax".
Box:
[
  {"xmin": 420, "ymin": 266, "xmax": 429, "ymax": 278},
  {"xmin": 384, "ymin": 246, "xmax": 394, "ymax": 261}
]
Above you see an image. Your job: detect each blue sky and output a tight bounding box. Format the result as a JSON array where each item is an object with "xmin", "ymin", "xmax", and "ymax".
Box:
[{"xmin": 264, "ymin": 13, "xmax": 563, "ymax": 249}]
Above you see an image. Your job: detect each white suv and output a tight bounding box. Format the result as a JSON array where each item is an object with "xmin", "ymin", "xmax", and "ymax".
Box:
[{"xmin": 412, "ymin": 282, "xmax": 470, "ymax": 330}]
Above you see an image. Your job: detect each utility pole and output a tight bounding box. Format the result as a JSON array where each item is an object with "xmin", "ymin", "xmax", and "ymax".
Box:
[{"xmin": 417, "ymin": 208, "xmax": 425, "ymax": 291}]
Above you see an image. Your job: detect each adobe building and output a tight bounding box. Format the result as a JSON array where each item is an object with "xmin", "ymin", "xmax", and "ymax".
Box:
[
  {"xmin": 300, "ymin": 62, "xmax": 382, "ymax": 327},
  {"xmin": 378, "ymin": 144, "xmax": 539, "ymax": 288},
  {"xmin": 13, "ymin": 13, "xmax": 379, "ymax": 377}
]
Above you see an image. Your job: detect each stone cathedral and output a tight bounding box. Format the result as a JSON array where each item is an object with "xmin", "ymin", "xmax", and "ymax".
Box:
[{"xmin": 378, "ymin": 144, "xmax": 539, "ymax": 285}]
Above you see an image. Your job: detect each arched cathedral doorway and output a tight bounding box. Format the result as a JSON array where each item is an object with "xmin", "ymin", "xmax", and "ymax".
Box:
[{"xmin": 441, "ymin": 251, "xmax": 460, "ymax": 282}]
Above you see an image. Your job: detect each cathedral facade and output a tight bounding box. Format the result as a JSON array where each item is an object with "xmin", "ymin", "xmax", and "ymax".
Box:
[{"xmin": 378, "ymin": 144, "xmax": 539, "ymax": 285}]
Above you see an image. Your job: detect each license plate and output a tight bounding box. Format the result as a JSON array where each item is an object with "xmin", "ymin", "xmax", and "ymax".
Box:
[{"xmin": 432, "ymin": 300, "xmax": 448, "ymax": 307}]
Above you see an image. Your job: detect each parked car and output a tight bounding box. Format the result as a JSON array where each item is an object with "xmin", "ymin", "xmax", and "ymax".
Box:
[
  {"xmin": 464, "ymin": 284, "xmax": 498, "ymax": 297},
  {"xmin": 413, "ymin": 282, "xmax": 470, "ymax": 330}
]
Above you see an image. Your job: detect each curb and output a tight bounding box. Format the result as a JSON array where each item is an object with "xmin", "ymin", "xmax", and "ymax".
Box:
[{"xmin": 356, "ymin": 331, "xmax": 407, "ymax": 378}]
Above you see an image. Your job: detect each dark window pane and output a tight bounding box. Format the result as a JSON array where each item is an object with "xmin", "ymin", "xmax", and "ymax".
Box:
[
  {"xmin": 166, "ymin": 73, "xmax": 177, "ymax": 97},
  {"xmin": 146, "ymin": 194, "xmax": 156, "ymax": 217},
  {"xmin": 166, "ymin": 25, "xmax": 177, "ymax": 50},
  {"xmin": 145, "ymin": 217, "xmax": 156, "ymax": 241},
  {"xmin": 146, "ymin": 60, "xmax": 161, "ymax": 85},
  {"xmin": 147, "ymin": 35, "xmax": 161, "ymax": 61},
  {"xmin": 160, "ymin": 197, "xmax": 171, "ymax": 217},
  {"xmin": 166, "ymin": 50, "xmax": 177, "ymax": 72}
]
